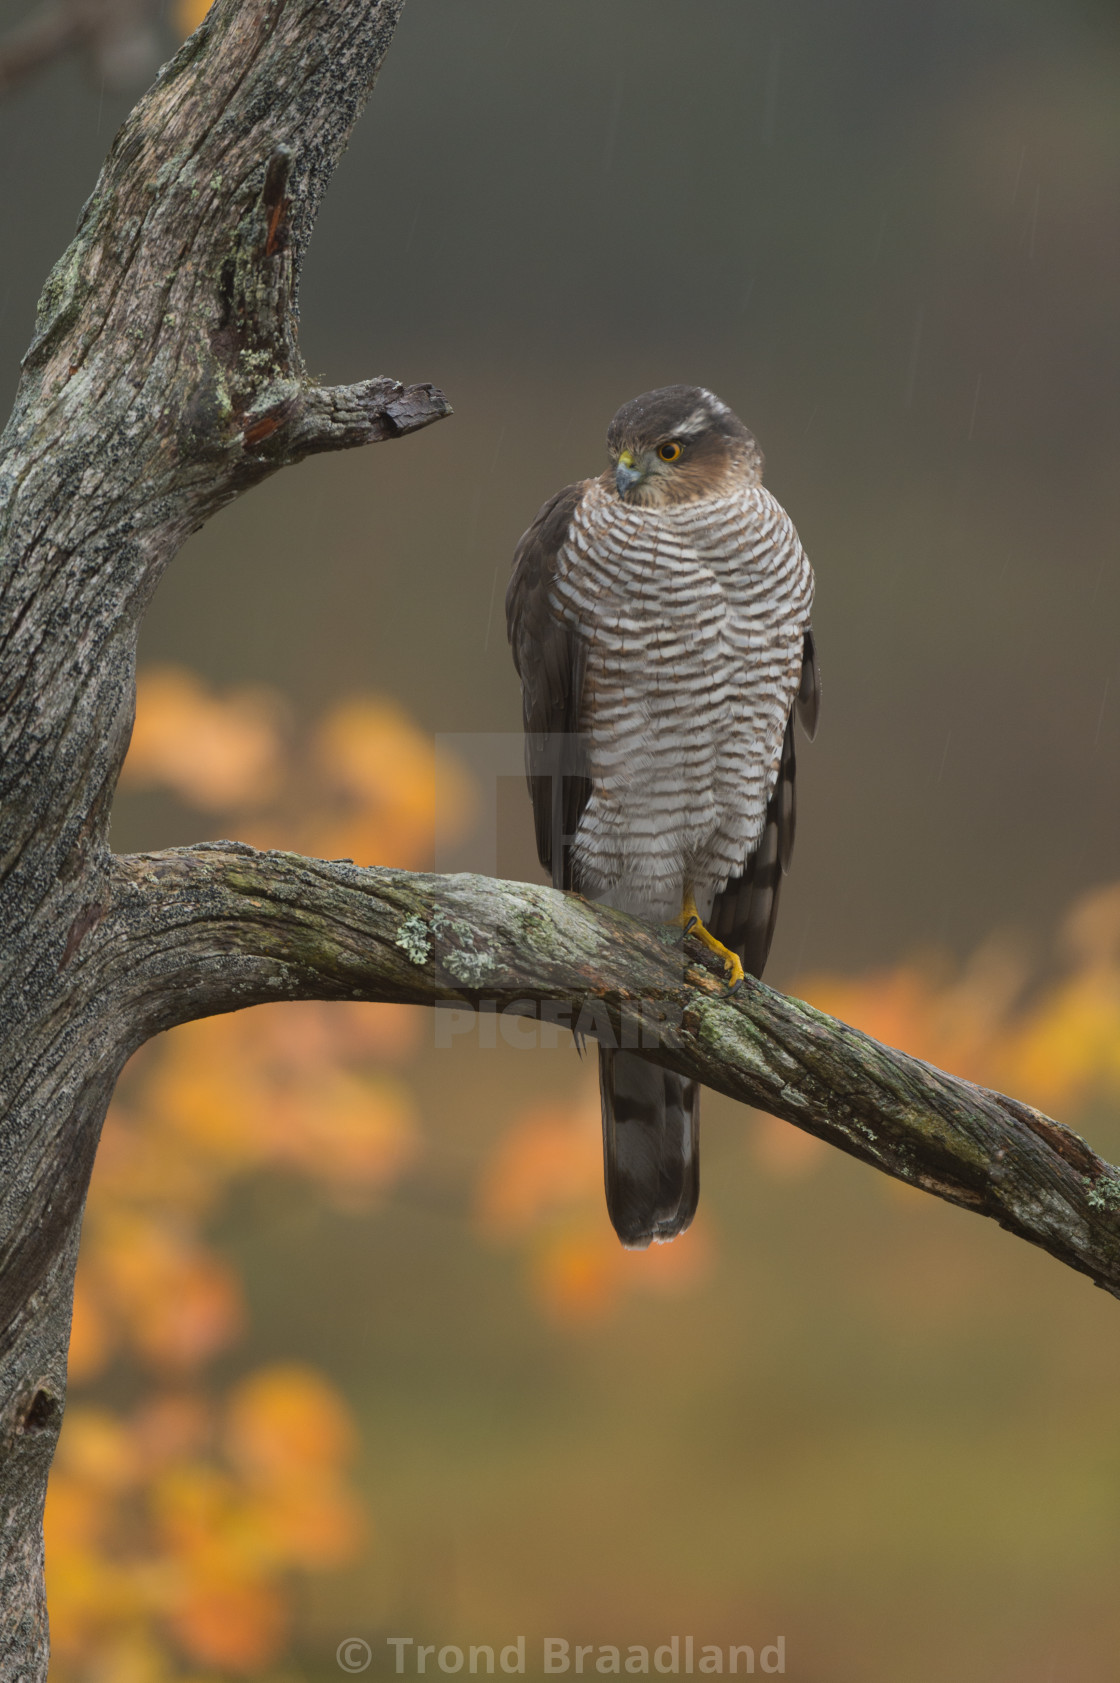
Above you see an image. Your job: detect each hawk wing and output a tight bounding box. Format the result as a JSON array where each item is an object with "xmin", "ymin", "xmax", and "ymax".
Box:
[
  {"xmin": 708, "ymin": 627, "xmax": 821, "ymax": 978},
  {"xmin": 505, "ymin": 482, "xmax": 592, "ymax": 890}
]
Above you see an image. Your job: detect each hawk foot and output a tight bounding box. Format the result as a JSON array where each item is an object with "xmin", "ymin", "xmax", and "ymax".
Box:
[{"xmin": 678, "ymin": 891, "xmax": 745, "ymax": 991}]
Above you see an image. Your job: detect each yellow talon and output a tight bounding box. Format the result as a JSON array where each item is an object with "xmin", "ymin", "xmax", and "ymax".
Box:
[{"xmin": 677, "ymin": 890, "xmax": 746, "ymax": 991}]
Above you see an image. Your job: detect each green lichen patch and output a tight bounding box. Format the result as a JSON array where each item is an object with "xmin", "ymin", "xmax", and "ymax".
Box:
[
  {"xmin": 395, "ymin": 915, "xmax": 431, "ymax": 966},
  {"xmin": 429, "ymin": 914, "xmax": 496, "ymax": 985},
  {"xmin": 1086, "ymin": 1170, "xmax": 1120, "ymax": 1212},
  {"xmin": 444, "ymin": 947, "xmax": 494, "ymax": 986},
  {"xmin": 513, "ymin": 903, "xmax": 556, "ymax": 950}
]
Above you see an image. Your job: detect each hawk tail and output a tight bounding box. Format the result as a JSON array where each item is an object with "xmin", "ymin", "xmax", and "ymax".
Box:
[{"xmin": 598, "ymin": 1048, "xmax": 700, "ymax": 1249}]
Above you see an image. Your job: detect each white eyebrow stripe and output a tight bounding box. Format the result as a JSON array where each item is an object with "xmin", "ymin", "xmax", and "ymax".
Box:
[
  {"xmin": 697, "ymin": 388, "xmax": 731, "ymax": 417},
  {"xmin": 673, "ymin": 406, "xmax": 713, "ymax": 439}
]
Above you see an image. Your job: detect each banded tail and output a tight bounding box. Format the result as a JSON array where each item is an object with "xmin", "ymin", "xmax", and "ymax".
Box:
[{"xmin": 599, "ymin": 1048, "xmax": 700, "ymax": 1248}]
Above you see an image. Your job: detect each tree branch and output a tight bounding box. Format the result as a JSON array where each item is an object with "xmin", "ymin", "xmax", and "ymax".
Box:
[
  {"xmin": 240, "ymin": 374, "xmax": 451, "ymax": 462},
  {"xmin": 0, "ymin": 0, "xmax": 452, "ymax": 891},
  {"xmin": 0, "ymin": 2, "xmax": 450, "ymax": 1664},
  {"xmin": 102, "ymin": 845, "xmax": 1120, "ymax": 1300},
  {"xmin": 0, "ymin": 0, "xmax": 162, "ymax": 97},
  {"xmin": 1, "ymin": 0, "xmax": 1111, "ymax": 1666}
]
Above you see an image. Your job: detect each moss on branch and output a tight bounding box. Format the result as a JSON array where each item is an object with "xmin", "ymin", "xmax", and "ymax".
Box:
[{"xmin": 105, "ymin": 845, "xmax": 1120, "ymax": 1303}]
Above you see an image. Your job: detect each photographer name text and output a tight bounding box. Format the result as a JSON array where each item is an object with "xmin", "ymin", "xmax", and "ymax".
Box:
[{"xmin": 380, "ymin": 1636, "xmax": 786, "ymax": 1675}]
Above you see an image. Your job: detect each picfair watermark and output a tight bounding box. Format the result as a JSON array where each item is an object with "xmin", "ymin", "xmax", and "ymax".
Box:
[{"xmin": 432, "ymin": 999, "xmax": 685, "ymax": 1052}]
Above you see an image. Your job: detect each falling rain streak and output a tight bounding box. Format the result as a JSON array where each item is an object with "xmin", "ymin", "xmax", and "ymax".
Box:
[
  {"xmin": 483, "ymin": 427, "xmax": 509, "ymax": 654},
  {"xmin": 603, "ymin": 75, "xmax": 625, "ymax": 175},
  {"xmin": 1094, "ymin": 679, "xmax": 1109, "ymax": 750},
  {"xmin": 904, "ymin": 305, "xmax": 925, "ymax": 410},
  {"xmin": 483, "ymin": 565, "xmax": 501, "ymax": 655},
  {"xmin": 1091, "ymin": 556, "xmax": 1109, "ymax": 606},
  {"xmin": 762, "ymin": 37, "xmax": 780, "ymax": 149},
  {"xmin": 402, "ymin": 203, "xmax": 422, "ymax": 259}
]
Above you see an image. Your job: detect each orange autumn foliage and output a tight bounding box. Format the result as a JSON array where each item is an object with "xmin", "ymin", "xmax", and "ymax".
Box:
[
  {"xmin": 52, "ymin": 652, "xmax": 1120, "ymax": 1675},
  {"xmin": 309, "ymin": 697, "xmax": 477, "ymax": 869},
  {"xmin": 69, "ymin": 1005, "xmax": 420, "ymax": 1392},
  {"xmin": 121, "ymin": 669, "xmax": 284, "ymax": 813},
  {"xmin": 47, "ymin": 672, "xmax": 473, "ymax": 1682},
  {"xmin": 176, "ymin": 0, "xmax": 212, "ymax": 34},
  {"xmin": 476, "ymin": 1088, "xmax": 712, "ymax": 1324},
  {"xmin": 49, "ymin": 1372, "xmax": 362, "ymax": 1680},
  {"xmin": 478, "ymin": 886, "xmax": 1120, "ymax": 1313},
  {"xmin": 800, "ymin": 882, "xmax": 1120, "ymax": 1120},
  {"xmin": 123, "ymin": 666, "xmax": 475, "ymax": 870}
]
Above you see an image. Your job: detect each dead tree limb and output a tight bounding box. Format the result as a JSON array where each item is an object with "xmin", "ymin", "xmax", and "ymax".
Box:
[
  {"xmin": 101, "ymin": 846, "xmax": 1120, "ymax": 1303},
  {"xmin": 1, "ymin": 0, "xmax": 1118, "ymax": 1675},
  {"xmin": 0, "ymin": 0, "xmax": 446, "ymax": 1670}
]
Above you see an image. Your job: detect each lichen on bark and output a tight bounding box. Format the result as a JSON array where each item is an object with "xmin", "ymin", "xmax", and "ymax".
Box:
[{"xmin": 3, "ymin": 2, "xmax": 1120, "ymax": 1678}]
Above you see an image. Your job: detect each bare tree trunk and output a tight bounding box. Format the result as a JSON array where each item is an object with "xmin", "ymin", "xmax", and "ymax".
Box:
[
  {"xmin": 0, "ymin": 1, "xmax": 447, "ymax": 1667},
  {"xmin": 1, "ymin": 1, "xmax": 1118, "ymax": 1673}
]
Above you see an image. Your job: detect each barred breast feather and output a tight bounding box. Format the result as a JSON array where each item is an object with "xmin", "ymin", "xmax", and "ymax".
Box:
[
  {"xmin": 546, "ymin": 479, "xmax": 814, "ymax": 927},
  {"xmin": 506, "ymin": 415, "xmax": 820, "ymax": 1252}
]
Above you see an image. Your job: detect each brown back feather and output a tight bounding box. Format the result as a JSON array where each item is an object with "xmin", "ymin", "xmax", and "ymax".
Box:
[{"xmin": 505, "ymin": 482, "xmax": 591, "ymax": 889}]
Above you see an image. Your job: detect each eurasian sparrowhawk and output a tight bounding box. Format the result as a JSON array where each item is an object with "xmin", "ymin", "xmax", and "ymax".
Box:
[{"xmin": 506, "ymin": 386, "xmax": 819, "ymax": 1248}]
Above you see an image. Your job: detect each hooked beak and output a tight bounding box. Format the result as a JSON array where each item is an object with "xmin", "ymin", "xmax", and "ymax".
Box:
[{"xmin": 615, "ymin": 450, "xmax": 645, "ymax": 497}]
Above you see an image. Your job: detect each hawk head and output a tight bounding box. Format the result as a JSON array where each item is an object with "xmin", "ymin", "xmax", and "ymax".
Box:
[{"xmin": 604, "ymin": 385, "xmax": 764, "ymax": 506}]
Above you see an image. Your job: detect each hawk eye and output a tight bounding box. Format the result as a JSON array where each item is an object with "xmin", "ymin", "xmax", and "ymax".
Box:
[{"xmin": 658, "ymin": 441, "xmax": 683, "ymax": 462}]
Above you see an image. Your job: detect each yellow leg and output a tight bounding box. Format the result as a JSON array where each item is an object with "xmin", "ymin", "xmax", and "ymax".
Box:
[{"xmin": 677, "ymin": 889, "xmax": 745, "ymax": 992}]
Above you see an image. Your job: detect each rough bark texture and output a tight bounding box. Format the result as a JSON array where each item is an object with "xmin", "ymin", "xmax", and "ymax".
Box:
[
  {"xmin": 2, "ymin": 0, "xmax": 1119, "ymax": 1675},
  {"xmin": 104, "ymin": 846, "xmax": 1120, "ymax": 1299},
  {"xmin": 0, "ymin": 1, "xmax": 446, "ymax": 1670}
]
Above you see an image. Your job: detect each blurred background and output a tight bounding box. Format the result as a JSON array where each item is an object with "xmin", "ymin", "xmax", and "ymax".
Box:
[{"xmin": 4, "ymin": 0, "xmax": 1120, "ymax": 1678}]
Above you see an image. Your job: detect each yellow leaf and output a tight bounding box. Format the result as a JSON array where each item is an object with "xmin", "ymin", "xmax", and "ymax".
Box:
[
  {"xmin": 122, "ymin": 668, "xmax": 284, "ymax": 812},
  {"xmin": 224, "ymin": 1364, "xmax": 357, "ymax": 1481},
  {"xmin": 476, "ymin": 1100, "xmax": 601, "ymax": 1238},
  {"xmin": 176, "ymin": 0, "xmax": 213, "ymax": 36}
]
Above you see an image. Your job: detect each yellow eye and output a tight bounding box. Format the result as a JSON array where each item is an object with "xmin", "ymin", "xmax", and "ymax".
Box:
[{"xmin": 658, "ymin": 441, "xmax": 683, "ymax": 462}]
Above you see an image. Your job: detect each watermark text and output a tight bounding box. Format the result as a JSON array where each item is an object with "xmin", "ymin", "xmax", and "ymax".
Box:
[{"xmin": 376, "ymin": 1636, "xmax": 785, "ymax": 1675}]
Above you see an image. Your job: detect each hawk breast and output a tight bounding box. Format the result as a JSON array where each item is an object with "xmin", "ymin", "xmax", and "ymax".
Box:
[{"xmin": 548, "ymin": 480, "xmax": 813, "ymax": 922}]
